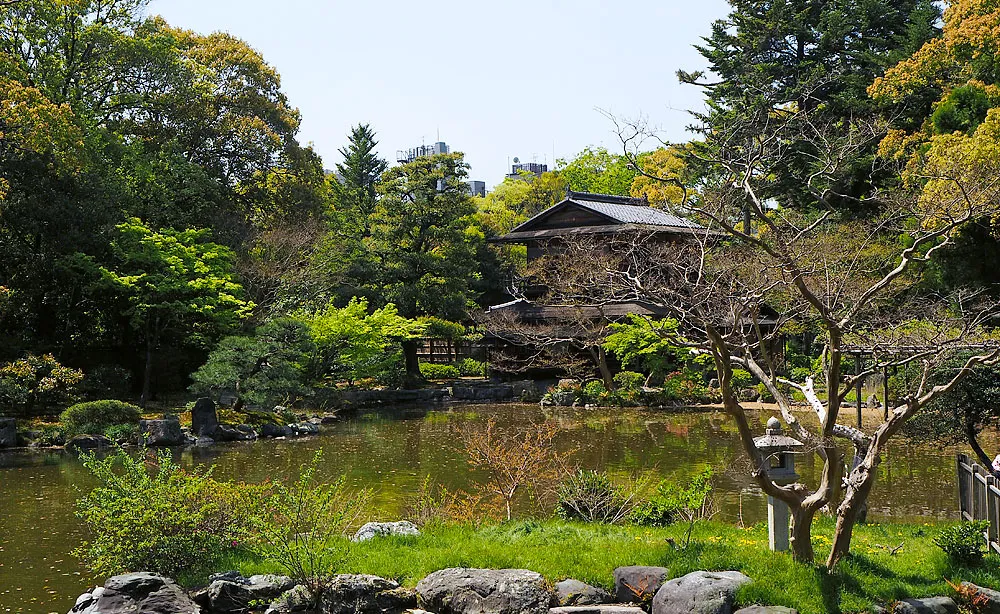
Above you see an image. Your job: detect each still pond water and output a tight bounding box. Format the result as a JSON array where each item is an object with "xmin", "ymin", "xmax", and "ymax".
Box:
[{"xmin": 0, "ymin": 404, "xmax": 968, "ymax": 614}]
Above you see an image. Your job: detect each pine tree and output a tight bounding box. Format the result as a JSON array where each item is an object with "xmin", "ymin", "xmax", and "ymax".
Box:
[
  {"xmin": 331, "ymin": 124, "xmax": 388, "ymax": 237},
  {"xmin": 681, "ymin": 0, "xmax": 941, "ymax": 212}
]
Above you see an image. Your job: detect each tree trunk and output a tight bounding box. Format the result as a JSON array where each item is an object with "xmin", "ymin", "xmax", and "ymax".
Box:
[
  {"xmin": 402, "ymin": 340, "xmax": 422, "ymax": 378},
  {"xmin": 140, "ymin": 335, "xmax": 154, "ymax": 407},
  {"xmin": 827, "ymin": 461, "xmax": 878, "ymax": 568},
  {"xmin": 790, "ymin": 507, "xmax": 817, "ymax": 562},
  {"xmin": 966, "ymin": 420, "xmax": 995, "ymax": 472},
  {"xmin": 596, "ymin": 346, "xmax": 615, "ymax": 390}
]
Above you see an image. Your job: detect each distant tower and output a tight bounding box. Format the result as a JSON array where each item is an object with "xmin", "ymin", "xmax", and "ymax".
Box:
[{"xmin": 506, "ymin": 156, "xmax": 548, "ymax": 181}]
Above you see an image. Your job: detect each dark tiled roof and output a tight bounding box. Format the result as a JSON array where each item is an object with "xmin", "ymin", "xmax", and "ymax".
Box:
[
  {"xmin": 503, "ymin": 190, "xmax": 705, "ymax": 238},
  {"xmin": 569, "ymin": 197, "xmax": 704, "ymax": 229}
]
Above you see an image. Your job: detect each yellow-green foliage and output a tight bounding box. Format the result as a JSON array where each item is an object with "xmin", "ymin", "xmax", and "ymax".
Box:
[
  {"xmin": 75, "ymin": 448, "xmax": 265, "ymax": 579},
  {"xmin": 61, "ymin": 400, "xmax": 141, "ymax": 435}
]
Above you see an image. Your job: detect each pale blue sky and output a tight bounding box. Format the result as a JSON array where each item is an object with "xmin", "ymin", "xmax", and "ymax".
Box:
[{"xmin": 146, "ymin": 1, "xmax": 731, "ymax": 187}]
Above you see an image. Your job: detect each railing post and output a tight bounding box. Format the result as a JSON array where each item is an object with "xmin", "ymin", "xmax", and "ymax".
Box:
[
  {"xmin": 987, "ymin": 476, "xmax": 999, "ymax": 547},
  {"xmin": 973, "ymin": 464, "xmax": 984, "ymax": 521},
  {"xmin": 958, "ymin": 454, "xmax": 966, "ymax": 520}
]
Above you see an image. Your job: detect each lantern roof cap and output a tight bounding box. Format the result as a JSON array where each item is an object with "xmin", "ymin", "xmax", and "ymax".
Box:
[{"xmin": 753, "ymin": 418, "xmax": 805, "ymax": 450}]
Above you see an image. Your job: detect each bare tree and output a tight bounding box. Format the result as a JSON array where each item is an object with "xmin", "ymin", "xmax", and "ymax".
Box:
[{"xmin": 512, "ymin": 109, "xmax": 1000, "ymax": 568}]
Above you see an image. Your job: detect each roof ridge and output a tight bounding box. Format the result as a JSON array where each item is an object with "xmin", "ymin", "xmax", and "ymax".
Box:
[{"xmin": 566, "ymin": 189, "xmax": 648, "ymax": 207}]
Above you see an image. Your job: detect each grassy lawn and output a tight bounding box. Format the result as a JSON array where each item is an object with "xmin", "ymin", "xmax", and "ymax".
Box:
[{"xmin": 222, "ymin": 518, "xmax": 1000, "ymax": 614}]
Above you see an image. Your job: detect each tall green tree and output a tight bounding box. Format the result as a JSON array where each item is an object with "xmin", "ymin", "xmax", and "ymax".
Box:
[
  {"xmin": 330, "ymin": 124, "xmax": 388, "ymax": 238},
  {"xmin": 681, "ymin": 0, "xmax": 941, "ymax": 212},
  {"xmin": 362, "ymin": 153, "xmax": 483, "ymax": 376},
  {"xmin": 93, "ymin": 220, "xmax": 253, "ymax": 404},
  {"xmin": 557, "ymin": 147, "xmax": 636, "ymax": 196}
]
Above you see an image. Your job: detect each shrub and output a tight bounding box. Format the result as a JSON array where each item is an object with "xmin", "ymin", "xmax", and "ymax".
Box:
[
  {"xmin": 190, "ymin": 318, "xmax": 313, "ymax": 411},
  {"xmin": 614, "ymin": 371, "xmax": 645, "ymax": 405},
  {"xmin": 458, "ymin": 358, "xmax": 486, "ymax": 377},
  {"xmin": 74, "ymin": 448, "xmax": 262, "ymax": 578},
  {"xmin": 731, "ymin": 369, "xmax": 754, "ymax": 391},
  {"xmin": 61, "ymin": 400, "xmax": 141, "ymax": 435},
  {"xmin": 934, "ymin": 521, "xmax": 989, "ymax": 565},
  {"xmin": 0, "ymin": 354, "xmax": 83, "ymax": 417},
  {"xmin": 252, "ymin": 451, "xmax": 371, "ymax": 600},
  {"xmin": 542, "ymin": 382, "xmax": 580, "ymax": 406},
  {"xmin": 556, "ymin": 470, "xmax": 638, "ymax": 524},
  {"xmin": 631, "ymin": 468, "xmax": 714, "ymax": 548},
  {"xmin": 419, "ymin": 363, "xmax": 461, "ymax": 380},
  {"xmin": 580, "ymin": 380, "xmax": 609, "ymax": 405},
  {"xmin": 660, "ymin": 371, "xmax": 715, "ymax": 404},
  {"xmin": 104, "ymin": 423, "xmax": 140, "ymax": 444}
]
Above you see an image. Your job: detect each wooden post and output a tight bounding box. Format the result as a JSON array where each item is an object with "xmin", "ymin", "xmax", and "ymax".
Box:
[
  {"xmin": 959, "ymin": 454, "xmax": 969, "ymax": 521},
  {"xmin": 987, "ymin": 476, "xmax": 999, "ymax": 547},
  {"xmin": 974, "ymin": 464, "xmax": 984, "ymax": 521}
]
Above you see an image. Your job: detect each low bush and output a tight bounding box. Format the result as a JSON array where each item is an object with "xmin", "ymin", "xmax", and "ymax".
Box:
[
  {"xmin": 104, "ymin": 422, "xmax": 139, "ymax": 444},
  {"xmin": 458, "ymin": 358, "xmax": 486, "ymax": 377},
  {"xmin": 61, "ymin": 400, "xmax": 142, "ymax": 436},
  {"xmin": 934, "ymin": 520, "xmax": 989, "ymax": 565},
  {"xmin": 251, "ymin": 451, "xmax": 371, "ymax": 598},
  {"xmin": 631, "ymin": 468, "xmax": 715, "ymax": 548},
  {"xmin": 731, "ymin": 369, "xmax": 754, "ymax": 391},
  {"xmin": 74, "ymin": 448, "xmax": 263, "ymax": 578},
  {"xmin": 659, "ymin": 371, "xmax": 717, "ymax": 404},
  {"xmin": 0, "ymin": 354, "xmax": 83, "ymax": 417},
  {"xmin": 419, "ymin": 363, "xmax": 461, "ymax": 380},
  {"xmin": 556, "ymin": 470, "xmax": 638, "ymax": 524}
]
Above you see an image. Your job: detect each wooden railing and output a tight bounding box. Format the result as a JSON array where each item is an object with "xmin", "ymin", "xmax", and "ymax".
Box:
[
  {"xmin": 956, "ymin": 453, "xmax": 1000, "ymax": 555},
  {"xmin": 415, "ymin": 339, "xmax": 486, "ymax": 364}
]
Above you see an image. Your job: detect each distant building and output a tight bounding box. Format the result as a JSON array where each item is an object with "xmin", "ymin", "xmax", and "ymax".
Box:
[
  {"xmin": 395, "ymin": 139, "xmax": 485, "ymax": 196},
  {"xmin": 396, "ymin": 141, "xmax": 450, "ymax": 164},
  {"xmin": 506, "ymin": 159, "xmax": 548, "ymax": 181},
  {"xmin": 467, "ymin": 180, "xmax": 486, "ymax": 198}
]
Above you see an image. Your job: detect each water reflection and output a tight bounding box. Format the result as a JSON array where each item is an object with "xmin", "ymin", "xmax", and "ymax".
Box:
[{"xmin": 0, "ymin": 404, "xmax": 965, "ymax": 614}]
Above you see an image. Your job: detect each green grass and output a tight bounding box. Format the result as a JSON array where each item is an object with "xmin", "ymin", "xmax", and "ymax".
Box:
[{"xmin": 219, "ymin": 518, "xmax": 1000, "ymax": 614}]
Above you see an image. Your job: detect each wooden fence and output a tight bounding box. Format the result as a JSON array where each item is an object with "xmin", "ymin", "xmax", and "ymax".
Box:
[
  {"xmin": 414, "ymin": 339, "xmax": 486, "ymax": 364},
  {"xmin": 956, "ymin": 453, "xmax": 1000, "ymax": 555}
]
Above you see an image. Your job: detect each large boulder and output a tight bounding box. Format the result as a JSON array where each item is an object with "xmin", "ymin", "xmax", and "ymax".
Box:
[
  {"xmin": 651, "ymin": 571, "xmax": 752, "ymax": 614},
  {"xmin": 201, "ymin": 574, "xmax": 296, "ymax": 612},
  {"xmin": 140, "ymin": 417, "xmax": 184, "ymax": 446},
  {"xmin": 68, "ymin": 572, "xmax": 199, "ymax": 614},
  {"xmin": 320, "ymin": 575, "xmax": 416, "ymax": 614},
  {"xmin": 613, "ymin": 566, "xmax": 669, "ymax": 605},
  {"xmin": 353, "ymin": 521, "xmax": 421, "ymax": 542},
  {"xmin": 265, "ymin": 584, "xmax": 313, "ymax": 613},
  {"xmin": 192, "ymin": 397, "xmax": 219, "ymax": 437},
  {"xmin": 893, "ymin": 597, "xmax": 958, "ymax": 614},
  {"xmin": 555, "ymin": 579, "xmax": 612, "ymax": 606},
  {"xmin": 213, "ymin": 423, "xmax": 256, "ymax": 442},
  {"xmin": 550, "ymin": 607, "xmax": 647, "ymax": 614},
  {"xmin": 0, "ymin": 417, "xmax": 17, "ymax": 448},
  {"xmin": 260, "ymin": 422, "xmax": 294, "ymax": 438},
  {"xmin": 416, "ymin": 568, "xmax": 554, "ymax": 614},
  {"xmin": 65, "ymin": 434, "xmax": 111, "ymax": 453}
]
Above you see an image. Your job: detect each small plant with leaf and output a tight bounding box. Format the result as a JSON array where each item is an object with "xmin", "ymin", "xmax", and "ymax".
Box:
[
  {"xmin": 251, "ymin": 450, "xmax": 371, "ymax": 601},
  {"xmin": 556, "ymin": 470, "xmax": 643, "ymax": 524},
  {"xmin": 934, "ymin": 521, "xmax": 989, "ymax": 565}
]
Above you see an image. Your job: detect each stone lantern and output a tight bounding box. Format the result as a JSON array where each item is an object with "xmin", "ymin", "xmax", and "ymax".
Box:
[{"xmin": 753, "ymin": 417, "xmax": 804, "ymax": 552}]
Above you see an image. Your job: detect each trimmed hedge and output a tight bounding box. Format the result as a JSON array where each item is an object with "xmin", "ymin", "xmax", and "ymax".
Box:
[{"xmin": 61, "ymin": 400, "xmax": 142, "ymax": 435}]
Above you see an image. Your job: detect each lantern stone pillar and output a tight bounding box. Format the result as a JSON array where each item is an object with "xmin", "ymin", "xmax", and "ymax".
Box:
[{"xmin": 753, "ymin": 417, "xmax": 804, "ymax": 552}]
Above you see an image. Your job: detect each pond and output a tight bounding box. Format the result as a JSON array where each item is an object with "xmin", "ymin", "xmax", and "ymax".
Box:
[{"xmin": 0, "ymin": 403, "xmax": 970, "ymax": 614}]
